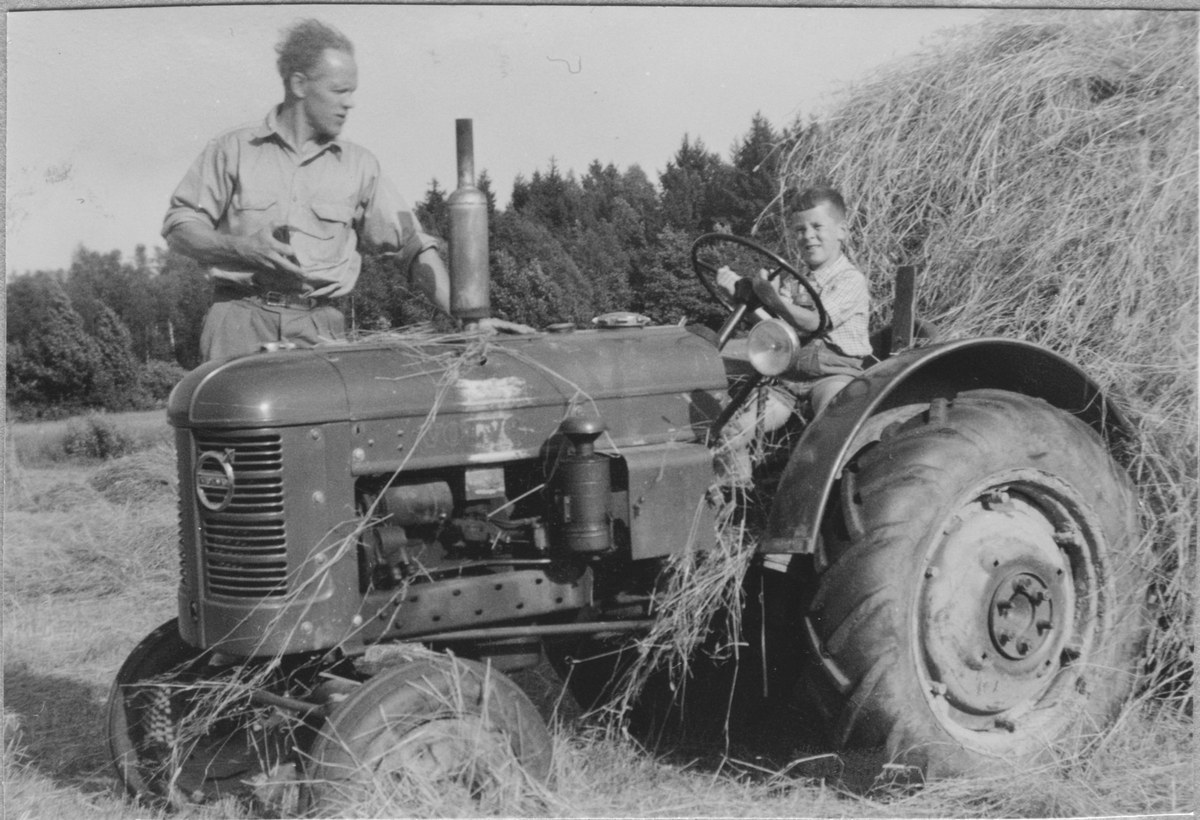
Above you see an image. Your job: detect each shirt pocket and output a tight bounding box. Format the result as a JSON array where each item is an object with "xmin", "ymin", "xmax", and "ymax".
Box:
[
  {"xmin": 294, "ymin": 200, "xmax": 356, "ymax": 265},
  {"xmin": 309, "ymin": 201, "xmax": 355, "ymax": 237},
  {"xmin": 230, "ymin": 196, "xmax": 278, "ymax": 235}
]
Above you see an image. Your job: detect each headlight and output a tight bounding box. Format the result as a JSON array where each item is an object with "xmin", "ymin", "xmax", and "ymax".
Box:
[{"xmin": 747, "ymin": 319, "xmax": 800, "ymax": 376}]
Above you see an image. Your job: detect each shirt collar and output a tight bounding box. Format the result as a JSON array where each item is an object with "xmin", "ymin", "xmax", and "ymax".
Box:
[
  {"xmin": 813, "ymin": 251, "xmax": 852, "ymax": 285},
  {"xmin": 253, "ymin": 105, "xmax": 343, "ymax": 158}
]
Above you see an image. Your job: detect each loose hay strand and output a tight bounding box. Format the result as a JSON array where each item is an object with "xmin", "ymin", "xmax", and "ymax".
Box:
[{"xmin": 780, "ymin": 9, "xmax": 1196, "ymax": 708}]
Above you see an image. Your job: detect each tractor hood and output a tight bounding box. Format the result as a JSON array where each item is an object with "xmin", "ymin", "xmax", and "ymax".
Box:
[{"xmin": 168, "ymin": 326, "xmax": 728, "ymax": 451}]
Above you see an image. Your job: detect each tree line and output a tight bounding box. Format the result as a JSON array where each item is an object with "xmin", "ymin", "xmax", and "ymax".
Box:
[{"xmin": 6, "ymin": 113, "xmax": 801, "ymax": 419}]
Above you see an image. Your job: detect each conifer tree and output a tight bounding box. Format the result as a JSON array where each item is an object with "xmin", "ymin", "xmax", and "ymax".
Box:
[
  {"xmin": 6, "ymin": 283, "xmax": 101, "ymax": 415},
  {"xmin": 92, "ymin": 304, "xmax": 143, "ymax": 411}
]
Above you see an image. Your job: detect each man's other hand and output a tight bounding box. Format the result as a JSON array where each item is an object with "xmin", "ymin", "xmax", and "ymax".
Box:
[{"xmin": 471, "ymin": 317, "xmax": 537, "ymax": 335}]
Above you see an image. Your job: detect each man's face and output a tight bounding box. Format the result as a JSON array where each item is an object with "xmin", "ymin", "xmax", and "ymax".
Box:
[
  {"xmin": 299, "ymin": 49, "xmax": 358, "ymax": 140},
  {"xmin": 792, "ymin": 202, "xmax": 846, "ymax": 271}
]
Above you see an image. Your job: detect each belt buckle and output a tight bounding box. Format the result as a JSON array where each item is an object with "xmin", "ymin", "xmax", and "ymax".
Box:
[{"xmin": 263, "ymin": 291, "xmax": 286, "ymax": 307}]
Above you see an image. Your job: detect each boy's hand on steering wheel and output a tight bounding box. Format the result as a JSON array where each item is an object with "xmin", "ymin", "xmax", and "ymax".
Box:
[{"xmin": 716, "ymin": 266, "xmax": 742, "ymax": 295}]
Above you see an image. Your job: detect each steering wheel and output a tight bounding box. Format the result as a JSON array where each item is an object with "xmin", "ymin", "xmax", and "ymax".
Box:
[{"xmin": 690, "ymin": 233, "xmax": 830, "ymax": 348}]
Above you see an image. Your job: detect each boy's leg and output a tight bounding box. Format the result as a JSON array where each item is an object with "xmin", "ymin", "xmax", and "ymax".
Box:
[{"xmin": 716, "ymin": 385, "xmax": 797, "ymax": 483}]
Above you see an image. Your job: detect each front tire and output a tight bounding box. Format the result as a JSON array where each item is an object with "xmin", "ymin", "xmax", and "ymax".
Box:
[
  {"xmin": 305, "ymin": 656, "xmax": 553, "ymax": 816},
  {"xmin": 802, "ymin": 390, "xmax": 1147, "ymax": 778}
]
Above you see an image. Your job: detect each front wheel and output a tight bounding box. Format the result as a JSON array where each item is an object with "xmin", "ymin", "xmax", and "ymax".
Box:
[
  {"xmin": 305, "ymin": 656, "xmax": 553, "ymax": 816},
  {"xmin": 800, "ymin": 390, "xmax": 1148, "ymax": 778}
]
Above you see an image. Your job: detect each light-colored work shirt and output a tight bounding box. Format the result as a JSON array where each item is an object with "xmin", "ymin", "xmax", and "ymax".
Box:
[
  {"xmin": 783, "ymin": 252, "xmax": 872, "ymax": 357},
  {"xmin": 163, "ymin": 106, "xmax": 439, "ymax": 299}
]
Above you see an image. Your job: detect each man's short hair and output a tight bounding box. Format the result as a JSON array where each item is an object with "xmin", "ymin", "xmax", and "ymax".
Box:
[
  {"xmin": 276, "ymin": 19, "xmax": 354, "ymax": 84},
  {"xmin": 789, "ymin": 185, "xmax": 847, "ymax": 221}
]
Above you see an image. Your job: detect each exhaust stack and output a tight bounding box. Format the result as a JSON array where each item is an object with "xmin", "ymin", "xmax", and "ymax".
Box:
[{"xmin": 448, "ymin": 118, "xmax": 490, "ymax": 321}]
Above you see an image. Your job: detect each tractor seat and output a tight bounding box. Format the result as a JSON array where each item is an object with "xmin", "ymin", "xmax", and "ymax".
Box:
[
  {"xmin": 869, "ymin": 317, "xmax": 940, "ymax": 362},
  {"xmin": 868, "ymin": 265, "xmax": 939, "ymax": 362}
]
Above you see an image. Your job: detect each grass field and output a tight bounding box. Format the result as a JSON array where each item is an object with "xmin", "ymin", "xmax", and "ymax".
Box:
[{"xmin": 2, "ymin": 412, "xmax": 1193, "ymax": 818}]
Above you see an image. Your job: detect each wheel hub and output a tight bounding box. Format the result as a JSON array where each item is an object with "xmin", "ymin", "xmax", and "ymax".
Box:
[
  {"xmin": 988, "ymin": 571, "xmax": 1055, "ymax": 660},
  {"xmin": 374, "ymin": 715, "xmax": 514, "ymax": 800},
  {"xmin": 919, "ymin": 485, "xmax": 1076, "ymax": 723}
]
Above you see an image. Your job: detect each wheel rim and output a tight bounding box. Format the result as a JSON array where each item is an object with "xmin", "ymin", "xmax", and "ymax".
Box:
[
  {"xmin": 363, "ymin": 714, "xmax": 517, "ymax": 805},
  {"xmin": 916, "ymin": 470, "xmax": 1103, "ymax": 736}
]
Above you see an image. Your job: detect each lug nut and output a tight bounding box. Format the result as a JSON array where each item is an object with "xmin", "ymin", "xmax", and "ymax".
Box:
[
  {"xmin": 1016, "ymin": 641, "xmax": 1031, "ymax": 656},
  {"xmin": 1036, "ymin": 620, "xmax": 1053, "ymax": 634}
]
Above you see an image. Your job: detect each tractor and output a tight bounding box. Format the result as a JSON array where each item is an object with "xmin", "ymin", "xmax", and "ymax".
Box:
[{"xmin": 106, "ymin": 120, "xmax": 1148, "ymax": 812}]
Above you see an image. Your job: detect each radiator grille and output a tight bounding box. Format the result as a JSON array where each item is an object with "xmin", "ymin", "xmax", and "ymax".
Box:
[{"xmin": 194, "ymin": 430, "xmax": 288, "ymax": 598}]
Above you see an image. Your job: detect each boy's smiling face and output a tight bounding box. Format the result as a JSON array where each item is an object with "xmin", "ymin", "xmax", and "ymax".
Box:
[{"xmin": 792, "ymin": 201, "xmax": 847, "ymax": 271}]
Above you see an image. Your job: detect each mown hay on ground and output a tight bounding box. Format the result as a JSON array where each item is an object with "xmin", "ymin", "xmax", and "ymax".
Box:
[{"xmin": 87, "ymin": 442, "xmax": 177, "ymax": 504}]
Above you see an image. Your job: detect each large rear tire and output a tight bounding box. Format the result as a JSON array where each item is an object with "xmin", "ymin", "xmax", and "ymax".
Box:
[
  {"xmin": 800, "ymin": 390, "xmax": 1148, "ymax": 778},
  {"xmin": 305, "ymin": 656, "xmax": 553, "ymax": 816}
]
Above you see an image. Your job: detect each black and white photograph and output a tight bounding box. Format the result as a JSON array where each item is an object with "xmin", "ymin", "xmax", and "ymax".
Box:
[{"xmin": 4, "ymin": 4, "xmax": 1195, "ymax": 818}]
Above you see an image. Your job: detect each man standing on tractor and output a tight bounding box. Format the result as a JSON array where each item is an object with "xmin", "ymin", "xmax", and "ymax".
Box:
[{"xmin": 163, "ymin": 19, "xmax": 526, "ymax": 362}]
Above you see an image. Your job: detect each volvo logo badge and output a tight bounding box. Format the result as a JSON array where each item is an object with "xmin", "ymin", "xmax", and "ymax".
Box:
[{"xmin": 196, "ymin": 449, "xmax": 236, "ymax": 512}]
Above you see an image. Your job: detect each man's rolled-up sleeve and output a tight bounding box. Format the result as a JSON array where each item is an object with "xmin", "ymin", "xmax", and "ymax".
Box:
[
  {"xmin": 361, "ymin": 172, "xmax": 442, "ymax": 276},
  {"xmin": 162, "ymin": 138, "xmax": 235, "ymax": 239}
]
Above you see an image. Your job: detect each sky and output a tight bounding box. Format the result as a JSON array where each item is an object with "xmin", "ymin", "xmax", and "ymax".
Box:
[{"xmin": 5, "ymin": 4, "xmax": 992, "ymax": 276}]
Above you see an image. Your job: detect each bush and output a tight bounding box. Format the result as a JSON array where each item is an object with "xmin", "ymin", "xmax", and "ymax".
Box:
[
  {"xmin": 138, "ymin": 359, "xmax": 188, "ymax": 404},
  {"xmin": 61, "ymin": 415, "xmax": 136, "ymax": 461},
  {"xmin": 92, "ymin": 304, "xmax": 143, "ymax": 411}
]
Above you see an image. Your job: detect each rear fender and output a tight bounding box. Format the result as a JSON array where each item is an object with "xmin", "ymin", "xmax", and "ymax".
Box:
[{"xmin": 759, "ymin": 338, "xmax": 1134, "ymax": 563}]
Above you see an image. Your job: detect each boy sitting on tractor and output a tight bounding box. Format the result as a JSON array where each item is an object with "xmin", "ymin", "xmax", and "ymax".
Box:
[{"xmin": 715, "ymin": 185, "xmax": 872, "ymax": 489}]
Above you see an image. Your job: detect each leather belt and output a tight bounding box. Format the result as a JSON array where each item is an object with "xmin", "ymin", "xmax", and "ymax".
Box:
[
  {"xmin": 216, "ymin": 288, "xmax": 327, "ymax": 309},
  {"xmin": 258, "ymin": 291, "xmax": 325, "ymax": 309}
]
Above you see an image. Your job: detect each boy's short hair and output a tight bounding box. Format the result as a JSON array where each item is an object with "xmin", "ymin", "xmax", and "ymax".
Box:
[
  {"xmin": 788, "ymin": 185, "xmax": 847, "ymax": 222},
  {"xmin": 277, "ymin": 19, "xmax": 355, "ymax": 84}
]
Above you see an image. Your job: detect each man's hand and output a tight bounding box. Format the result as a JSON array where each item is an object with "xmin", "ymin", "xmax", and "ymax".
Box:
[
  {"xmin": 166, "ymin": 220, "xmax": 304, "ymax": 278},
  {"xmin": 236, "ymin": 224, "xmax": 304, "ymax": 278},
  {"xmin": 470, "ymin": 317, "xmax": 537, "ymax": 335}
]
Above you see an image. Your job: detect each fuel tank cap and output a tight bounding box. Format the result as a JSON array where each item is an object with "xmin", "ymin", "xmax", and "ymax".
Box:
[{"xmin": 592, "ymin": 311, "xmax": 652, "ymax": 329}]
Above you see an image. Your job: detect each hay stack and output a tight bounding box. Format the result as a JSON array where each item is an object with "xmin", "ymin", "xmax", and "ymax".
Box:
[
  {"xmin": 780, "ymin": 9, "xmax": 1196, "ymax": 693},
  {"xmin": 87, "ymin": 442, "xmax": 177, "ymax": 504}
]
